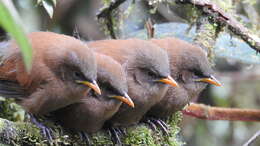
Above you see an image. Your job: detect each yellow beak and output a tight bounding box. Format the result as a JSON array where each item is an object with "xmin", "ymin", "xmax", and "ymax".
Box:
[
  {"xmin": 110, "ymin": 92, "xmax": 135, "ymax": 108},
  {"xmin": 76, "ymin": 80, "xmax": 102, "ymax": 95},
  {"xmin": 195, "ymin": 75, "xmax": 222, "ymax": 86},
  {"xmin": 157, "ymin": 75, "xmax": 179, "ymax": 87}
]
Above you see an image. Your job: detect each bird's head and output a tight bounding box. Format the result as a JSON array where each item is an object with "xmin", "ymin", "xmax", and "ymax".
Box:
[
  {"xmin": 127, "ymin": 40, "xmax": 178, "ymax": 91},
  {"xmin": 152, "ymin": 38, "xmax": 221, "ymax": 98},
  {"xmin": 90, "ymin": 53, "xmax": 134, "ymax": 108},
  {"xmin": 177, "ymin": 47, "xmax": 221, "ymax": 96},
  {"xmin": 35, "ymin": 32, "xmax": 101, "ymax": 96}
]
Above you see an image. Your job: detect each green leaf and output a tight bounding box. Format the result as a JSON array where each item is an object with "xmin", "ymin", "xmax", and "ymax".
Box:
[
  {"xmin": 0, "ymin": 1, "xmax": 32, "ymax": 72},
  {"xmin": 37, "ymin": 0, "xmax": 43, "ymax": 5},
  {"xmin": 42, "ymin": 0, "xmax": 54, "ymax": 18},
  {"xmin": 52, "ymin": 0, "xmax": 57, "ymax": 6}
]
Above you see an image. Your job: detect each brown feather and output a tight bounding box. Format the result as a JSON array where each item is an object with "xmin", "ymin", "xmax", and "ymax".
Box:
[
  {"xmin": 0, "ymin": 32, "xmax": 97, "ymax": 115},
  {"xmin": 147, "ymin": 37, "xmax": 214, "ymax": 118},
  {"xmin": 54, "ymin": 53, "xmax": 128, "ymax": 133},
  {"xmin": 88, "ymin": 39, "xmax": 171, "ymax": 126}
]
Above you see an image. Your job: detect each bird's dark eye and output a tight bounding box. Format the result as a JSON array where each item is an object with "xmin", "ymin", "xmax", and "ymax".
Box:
[
  {"xmin": 141, "ymin": 68, "xmax": 157, "ymax": 78},
  {"xmin": 73, "ymin": 71, "xmax": 85, "ymax": 80},
  {"xmin": 147, "ymin": 70, "xmax": 155, "ymax": 77},
  {"xmin": 191, "ymin": 69, "xmax": 204, "ymax": 77},
  {"xmin": 177, "ymin": 73, "xmax": 183, "ymax": 82}
]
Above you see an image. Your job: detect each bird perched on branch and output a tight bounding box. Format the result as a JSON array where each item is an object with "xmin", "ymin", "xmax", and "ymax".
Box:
[
  {"xmin": 88, "ymin": 39, "xmax": 178, "ymax": 129},
  {"xmin": 53, "ymin": 53, "xmax": 134, "ymax": 136},
  {"xmin": 0, "ymin": 32, "xmax": 100, "ymax": 139},
  {"xmin": 146, "ymin": 37, "xmax": 221, "ymax": 121}
]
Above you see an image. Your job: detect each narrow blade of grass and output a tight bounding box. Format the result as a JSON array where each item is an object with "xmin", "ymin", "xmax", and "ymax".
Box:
[{"xmin": 0, "ymin": 0, "xmax": 32, "ymax": 72}]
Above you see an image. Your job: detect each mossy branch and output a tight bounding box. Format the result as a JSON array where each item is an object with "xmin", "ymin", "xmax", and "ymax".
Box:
[
  {"xmin": 176, "ymin": 0, "xmax": 260, "ymax": 53},
  {"xmin": 97, "ymin": 0, "xmax": 127, "ymax": 39},
  {"xmin": 0, "ymin": 112, "xmax": 184, "ymax": 146}
]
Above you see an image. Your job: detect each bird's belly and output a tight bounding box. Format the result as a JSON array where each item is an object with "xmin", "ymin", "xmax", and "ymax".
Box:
[{"xmin": 109, "ymin": 103, "xmax": 152, "ymax": 126}]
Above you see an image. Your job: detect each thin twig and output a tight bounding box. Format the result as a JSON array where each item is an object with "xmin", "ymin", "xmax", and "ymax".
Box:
[
  {"xmin": 72, "ymin": 24, "xmax": 81, "ymax": 40},
  {"xmin": 145, "ymin": 18, "xmax": 155, "ymax": 39},
  {"xmin": 243, "ymin": 130, "xmax": 260, "ymax": 146}
]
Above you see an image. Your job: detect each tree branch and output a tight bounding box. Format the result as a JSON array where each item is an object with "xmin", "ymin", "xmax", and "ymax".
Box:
[
  {"xmin": 176, "ymin": 0, "xmax": 260, "ymax": 53},
  {"xmin": 182, "ymin": 103, "xmax": 260, "ymax": 122},
  {"xmin": 96, "ymin": 0, "xmax": 127, "ymax": 39}
]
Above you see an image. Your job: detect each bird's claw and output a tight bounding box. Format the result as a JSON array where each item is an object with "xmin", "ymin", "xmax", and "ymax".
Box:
[
  {"xmin": 145, "ymin": 117, "xmax": 169, "ymax": 136},
  {"xmin": 145, "ymin": 119, "xmax": 157, "ymax": 131},
  {"xmin": 155, "ymin": 119, "xmax": 169, "ymax": 136},
  {"xmin": 29, "ymin": 114, "xmax": 53, "ymax": 141},
  {"xmin": 109, "ymin": 127, "xmax": 123, "ymax": 145},
  {"xmin": 78, "ymin": 131, "xmax": 91, "ymax": 146}
]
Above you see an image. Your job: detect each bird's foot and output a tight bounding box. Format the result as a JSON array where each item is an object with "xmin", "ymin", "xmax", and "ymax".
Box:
[
  {"xmin": 78, "ymin": 131, "xmax": 91, "ymax": 146},
  {"xmin": 29, "ymin": 114, "xmax": 53, "ymax": 141},
  {"xmin": 145, "ymin": 117, "xmax": 169, "ymax": 136},
  {"xmin": 108, "ymin": 127, "xmax": 123, "ymax": 146},
  {"xmin": 144, "ymin": 119, "xmax": 158, "ymax": 131}
]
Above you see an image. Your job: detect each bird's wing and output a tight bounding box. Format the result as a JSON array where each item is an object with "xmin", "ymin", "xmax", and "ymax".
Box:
[
  {"xmin": 0, "ymin": 43, "xmax": 29, "ymax": 99},
  {"xmin": 0, "ymin": 79, "xmax": 28, "ymax": 99}
]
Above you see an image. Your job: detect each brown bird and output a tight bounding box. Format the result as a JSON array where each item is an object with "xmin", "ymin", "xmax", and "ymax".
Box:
[
  {"xmin": 88, "ymin": 39, "xmax": 178, "ymax": 128},
  {"xmin": 0, "ymin": 32, "xmax": 100, "ymax": 138},
  {"xmin": 147, "ymin": 37, "xmax": 221, "ymax": 120},
  {"xmin": 53, "ymin": 53, "xmax": 134, "ymax": 135}
]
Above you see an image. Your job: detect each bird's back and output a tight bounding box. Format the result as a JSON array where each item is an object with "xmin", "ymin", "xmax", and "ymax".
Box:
[
  {"xmin": 89, "ymin": 39, "xmax": 171, "ymax": 126},
  {"xmin": 88, "ymin": 39, "xmax": 155, "ymax": 64}
]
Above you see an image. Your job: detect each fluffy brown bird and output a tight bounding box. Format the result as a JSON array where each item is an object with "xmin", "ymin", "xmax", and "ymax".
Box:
[
  {"xmin": 0, "ymin": 31, "xmax": 101, "ymax": 114},
  {"xmin": 54, "ymin": 53, "xmax": 133, "ymax": 134},
  {"xmin": 0, "ymin": 32, "xmax": 101, "ymax": 139},
  {"xmin": 147, "ymin": 37, "xmax": 221, "ymax": 119},
  {"xmin": 88, "ymin": 39, "xmax": 178, "ymax": 128}
]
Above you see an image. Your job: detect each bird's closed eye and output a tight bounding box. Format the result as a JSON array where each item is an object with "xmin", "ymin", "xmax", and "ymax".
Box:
[
  {"xmin": 73, "ymin": 71, "xmax": 85, "ymax": 80},
  {"xmin": 147, "ymin": 70, "xmax": 157, "ymax": 78},
  {"xmin": 141, "ymin": 68, "xmax": 157, "ymax": 78},
  {"xmin": 191, "ymin": 69, "xmax": 205, "ymax": 78},
  {"xmin": 103, "ymin": 83, "xmax": 120, "ymax": 95}
]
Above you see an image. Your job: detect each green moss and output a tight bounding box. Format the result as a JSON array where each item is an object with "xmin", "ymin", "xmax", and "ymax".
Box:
[
  {"xmin": 102, "ymin": 0, "xmax": 111, "ymax": 6},
  {"xmin": 0, "ymin": 117, "xmax": 5, "ymax": 131},
  {"xmin": 0, "ymin": 112, "xmax": 184, "ymax": 145},
  {"xmin": 194, "ymin": 18, "xmax": 219, "ymax": 63},
  {"xmin": 166, "ymin": 112, "xmax": 185, "ymax": 146},
  {"xmin": 91, "ymin": 131, "xmax": 113, "ymax": 145},
  {"xmin": 0, "ymin": 98, "xmax": 25, "ymax": 122},
  {"xmin": 186, "ymin": 5, "xmax": 202, "ymax": 24},
  {"xmin": 119, "ymin": 112, "xmax": 184, "ymax": 146},
  {"xmin": 124, "ymin": 125, "xmax": 156, "ymax": 145}
]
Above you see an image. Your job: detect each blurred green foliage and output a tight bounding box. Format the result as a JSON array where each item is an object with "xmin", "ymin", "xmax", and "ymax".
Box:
[
  {"xmin": 0, "ymin": 0, "xmax": 32, "ymax": 71},
  {"xmin": 37, "ymin": 0, "xmax": 56, "ymax": 18}
]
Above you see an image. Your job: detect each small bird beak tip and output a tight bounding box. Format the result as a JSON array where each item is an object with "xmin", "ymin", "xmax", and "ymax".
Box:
[
  {"xmin": 157, "ymin": 75, "xmax": 179, "ymax": 87},
  {"xmin": 91, "ymin": 80, "xmax": 102, "ymax": 95},
  {"xmin": 196, "ymin": 75, "xmax": 222, "ymax": 87},
  {"xmin": 76, "ymin": 80, "xmax": 102, "ymax": 95},
  {"xmin": 122, "ymin": 94, "xmax": 135, "ymax": 108},
  {"xmin": 110, "ymin": 94, "xmax": 135, "ymax": 108}
]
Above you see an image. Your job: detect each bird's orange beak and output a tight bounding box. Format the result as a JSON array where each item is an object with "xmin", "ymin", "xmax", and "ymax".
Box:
[
  {"xmin": 76, "ymin": 80, "xmax": 102, "ymax": 95},
  {"xmin": 195, "ymin": 75, "xmax": 222, "ymax": 86},
  {"xmin": 110, "ymin": 92, "xmax": 135, "ymax": 108},
  {"xmin": 157, "ymin": 75, "xmax": 179, "ymax": 87}
]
